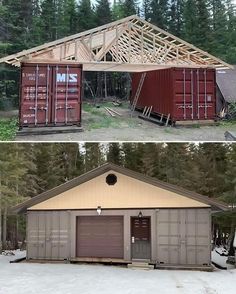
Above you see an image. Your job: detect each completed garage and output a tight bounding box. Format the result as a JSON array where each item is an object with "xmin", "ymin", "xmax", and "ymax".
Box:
[{"xmin": 12, "ymin": 163, "xmax": 228, "ymax": 269}]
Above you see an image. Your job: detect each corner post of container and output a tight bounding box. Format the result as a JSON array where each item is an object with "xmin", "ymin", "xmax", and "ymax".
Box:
[
  {"xmin": 55, "ymin": 65, "xmax": 58, "ymax": 125},
  {"xmin": 19, "ymin": 63, "xmax": 23, "ymax": 130},
  {"xmin": 46, "ymin": 65, "xmax": 50, "ymax": 125},
  {"xmin": 197, "ymin": 69, "xmax": 200, "ymax": 119},
  {"xmin": 183, "ymin": 68, "xmax": 186, "ymax": 120},
  {"xmin": 65, "ymin": 65, "xmax": 69, "ymax": 125},
  {"xmin": 191, "ymin": 69, "xmax": 194, "ymax": 120},
  {"xmin": 80, "ymin": 65, "xmax": 84, "ymax": 127},
  {"xmin": 34, "ymin": 64, "xmax": 39, "ymax": 126},
  {"xmin": 204, "ymin": 69, "xmax": 207, "ymax": 119}
]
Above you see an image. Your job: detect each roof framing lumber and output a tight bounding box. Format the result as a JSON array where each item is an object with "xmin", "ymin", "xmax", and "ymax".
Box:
[{"xmin": 0, "ymin": 15, "xmax": 232, "ymax": 71}]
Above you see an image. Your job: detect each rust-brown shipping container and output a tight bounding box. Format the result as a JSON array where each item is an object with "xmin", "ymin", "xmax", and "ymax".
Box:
[
  {"xmin": 131, "ymin": 68, "xmax": 216, "ymax": 123},
  {"xmin": 20, "ymin": 63, "xmax": 82, "ymax": 128}
]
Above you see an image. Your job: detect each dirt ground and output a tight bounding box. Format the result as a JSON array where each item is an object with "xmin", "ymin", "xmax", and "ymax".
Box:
[{"xmin": 13, "ymin": 102, "xmax": 236, "ymax": 142}]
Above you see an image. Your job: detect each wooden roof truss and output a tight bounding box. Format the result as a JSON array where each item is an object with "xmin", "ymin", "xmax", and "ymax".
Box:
[{"xmin": 0, "ymin": 15, "xmax": 231, "ymax": 72}]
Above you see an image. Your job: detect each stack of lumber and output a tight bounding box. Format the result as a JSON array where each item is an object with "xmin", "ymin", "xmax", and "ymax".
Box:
[{"xmin": 104, "ymin": 107, "xmax": 122, "ymax": 117}]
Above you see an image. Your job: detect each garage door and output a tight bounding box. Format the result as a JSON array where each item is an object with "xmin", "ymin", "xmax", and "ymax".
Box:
[{"xmin": 76, "ymin": 216, "xmax": 124, "ymax": 258}]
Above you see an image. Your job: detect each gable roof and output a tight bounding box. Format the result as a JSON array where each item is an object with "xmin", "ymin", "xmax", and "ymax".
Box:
[
  {"xmin": 216, "ymin": 66, "xmax": 236, "ymax": 103},
  {"xmin": 0, "ymin": 15, "xmax": 232, "ymax": 71},
  {"xmin": 12, "ymin": 163, "xmax": 228, "ymax": 213}
]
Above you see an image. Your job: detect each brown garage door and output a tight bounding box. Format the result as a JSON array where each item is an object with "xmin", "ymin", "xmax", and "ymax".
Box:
[{"xmin": 76, "ymin": 216, "xmax": 124, "ymax": 258}]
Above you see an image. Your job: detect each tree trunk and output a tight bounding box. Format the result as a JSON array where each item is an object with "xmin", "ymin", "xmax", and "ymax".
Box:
[
  {"xmin": 104, "ymin": 72, "xmax": 107, "ymax": 99},
  {"xmin": 0, "ymin": 207, "xmax": 2, "ymax": 254},
  {"xmin": 2, "ymin": 207, "xmax": 7, "ymax": 250},
  {"xmin": 0, "ymin": 174, "xmax": 2, "ymax": 254}
]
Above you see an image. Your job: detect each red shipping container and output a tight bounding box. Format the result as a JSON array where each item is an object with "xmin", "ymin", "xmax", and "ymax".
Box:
[
  {"xmin": 20, "ymin": 63, "xmax": 82, "ymax": 128},
  {"xmin": 131, "ymin": 68, "xmax": 216, "ymax": 123}
]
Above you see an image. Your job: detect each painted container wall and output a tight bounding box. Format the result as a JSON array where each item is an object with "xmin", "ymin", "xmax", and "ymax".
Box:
[
  {"xmin": 27, "ymin": 208, "xmax": 211, "ymax": 266},
  {"xmin": 27, "ymin": 210, "xmax": 71, "ymax": 260},
  {"xmin": 156, "ymin": 208, "xmax": 211, "ymax": 265},
  {"xmin": 20, "ymin": 63, "xmax": 82, "ymax": 128},
  {"xmin": 131, "ymin": 68, "xmax": 216, "ymax": 122}
]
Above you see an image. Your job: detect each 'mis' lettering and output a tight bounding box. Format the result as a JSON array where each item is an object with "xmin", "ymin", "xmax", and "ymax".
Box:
[{"xmin": 56, "ymin": 73, "xmax": 78, "ymax": 83}]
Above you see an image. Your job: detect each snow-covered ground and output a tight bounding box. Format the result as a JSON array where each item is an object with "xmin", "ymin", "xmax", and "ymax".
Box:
[
  {"xmin": 211, "ymin": 248, "xmax": 235, "ymax": 270},
  {"xmin": 0, "ymin": 250, "xmax": 236, "ymax": 294}
]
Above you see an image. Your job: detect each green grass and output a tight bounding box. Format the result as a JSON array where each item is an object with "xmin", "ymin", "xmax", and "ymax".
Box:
[
  {"xmin": 219, "ymin": 120, "xmax": 236, "ymax": 127},
  {"xmin": 0, "ymin": 118, "xmax": 18, "ymax": 141},
  {"xmin": 83, "ymin": 101, "xmax": 137, "ymax": 130}
]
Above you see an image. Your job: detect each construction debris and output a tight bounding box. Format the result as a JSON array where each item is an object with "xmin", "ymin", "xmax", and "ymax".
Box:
[{"xmin": 104, "ymin": 107, "xmax": 122, "ymax": 117}]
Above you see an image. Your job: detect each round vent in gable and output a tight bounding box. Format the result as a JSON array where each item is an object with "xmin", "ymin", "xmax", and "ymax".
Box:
[{"xmin": 106, "ymin": 174, "xmax": 117, "ymax": 185}]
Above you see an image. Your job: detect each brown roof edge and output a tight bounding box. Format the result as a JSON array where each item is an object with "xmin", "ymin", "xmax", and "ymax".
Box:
[{"xmin": 11, "ymin": 162, "xmax": 229, "ymax": 214}]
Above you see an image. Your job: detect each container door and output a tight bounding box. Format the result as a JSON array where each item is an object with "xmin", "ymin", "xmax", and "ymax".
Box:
[
  {"xmin": 174, "ymin": 69, "xmax": 216, "ymax": 121},
  {"xmin": 20, "ymin": 64, "xmax": 52, "ymax": 127},
  {"xmin": 52, "ymin": 65, "xmax": 82, "ymax": 125},
  {"xmin": 156, "ymin": 209, "xmax": 181, "ymax": 264},
  {"xmin": 131, "ymin": 217, "xmax": 151, "ymax": 260},
  {"xmin": 174, "ymin": 69, "xmax": 195, "ymax": 120},
  {"xmin": 185, "ymin": 209, "xmax": 211, "ymax": 265},
  {"xmin": 194, "ymin": 69, "xmax": 216, "ymax": 120}
]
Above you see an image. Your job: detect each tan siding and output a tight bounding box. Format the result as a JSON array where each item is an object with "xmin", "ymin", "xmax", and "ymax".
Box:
[{"xmin": 29, "ymin": 171, "xmax": 209, "ymax": 210}]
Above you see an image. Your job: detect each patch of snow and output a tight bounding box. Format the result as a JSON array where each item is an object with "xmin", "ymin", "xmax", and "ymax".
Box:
[
  {"xmin": 214, "ymin": 247, "xmax": 229, "ymax": 256},
  {"xmin": 0, "ymin": 254, "xmax": 235, "ymax": 294},
  {"xmin": 0, "ymin": 250, "xmax": 26, "ymax": 263},
  {"xmin": 211, "ymin": 248, "xmax": 235, "ymax": 270}
]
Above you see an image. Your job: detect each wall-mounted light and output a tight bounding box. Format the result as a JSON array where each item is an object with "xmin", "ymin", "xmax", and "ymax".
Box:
[
  {"xmin": 138, "ymin": 211, "xmax": 143, "ymax": 218},
  {"xmin": 97, "ymin": 206, "xmax": 102, "ymax": 215}
]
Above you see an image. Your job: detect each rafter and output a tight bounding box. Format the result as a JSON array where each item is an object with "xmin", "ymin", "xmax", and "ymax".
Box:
[{"xmin": 0, "ymin": 15, "xmax": 232, "ymax": 71}]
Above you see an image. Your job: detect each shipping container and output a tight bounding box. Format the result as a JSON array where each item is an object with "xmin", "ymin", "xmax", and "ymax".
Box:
[
  {"xmin": 20, "ymin": 63, "xmax": 82, "ymax": 128},
  {"xmin": 131, "ymin": 68, "xmax": 216, "ymax": 123}
]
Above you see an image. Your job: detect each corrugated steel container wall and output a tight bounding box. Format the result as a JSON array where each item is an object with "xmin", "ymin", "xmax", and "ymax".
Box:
[
  {"xmin": 27, "ymin": 211, "xmax": 71, "ymax": 260},
  {"xmin": 20, "ymin": 63, "xmax": 82, "ymax": 128},
  {"xmin": 27, "ymin": 208, "xmax": 211, "ymax": 266},
  {"xmin": 131, "ymin": 68, "xmax": 216, "ymax": 122},
  {"xmin": 156, "ymin": 208, "xmax": 211, "ymax": 266}
]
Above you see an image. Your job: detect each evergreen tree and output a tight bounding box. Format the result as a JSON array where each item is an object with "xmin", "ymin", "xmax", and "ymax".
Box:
[
  {"xmin": 210, "ymin": 0, "xmax": 228, "ymax": 57},
  {"xmin": 112, "ymin": 0, "xmax": 124, "ymax": 20},
  {"xmin": 140, "ymin": 143, "xmax": 164, "ymax": 178},
  {"xmin": 77, "ymin": 0, "xmax": 96, "ymax": 32},
  {"xmin": 183, "ymin": 0, "xmax": 199, "ymax": 45},
  {"xmin": 150, "ymin": 0, "xmax": 169, "ymax": 30},
  {"xmin": 225, "ymin": 0, "xmax": 236, "ymax": 63},
  {"xmin": 59, "ymin": 0, "xmax": 78, "ymax": 36},
  {"xmin": 106, "ymin": 143, "xmax": 123, "ymax": 165},
  {"xmin": 168, "ymin": 0, "xmax": 184, "ymax": 37},
  {"xmin": 40, "ymin": 0, "xmax": 59, "ymax": 41},
  {"xmin": 195, "ymin": 0, "xmax": 212, "ymax": 51},
  {"xmin": 95, "ymin": 0, "xmax": 112, "ymax": 26},
  {"xmin": 196, "ymin": 143, "xmax": 229, "ymax": 197},
  {"xmin": 142, "ymin": 0, "xmax": 152, "ymax": 20},
  {"xmin": 84, "ymin": 143, "xmax": 104, "ymax": 171},
  {"xmin": 122, "ymin": 143, "xmax": 145, "ymax": 172},
  {"xmin": 121, "ymin": 0, "xmax": 137, "ymax": 16}
]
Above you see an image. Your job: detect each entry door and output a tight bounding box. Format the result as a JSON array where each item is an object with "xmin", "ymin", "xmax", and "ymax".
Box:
[{"xmin": 131, "ymin": 217, "xmax": 151, "ymax": 260}]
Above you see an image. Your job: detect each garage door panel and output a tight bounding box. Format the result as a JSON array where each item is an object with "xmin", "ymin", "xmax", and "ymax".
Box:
[{"xmin": 76, "ymin": 216, "xmax": 124, "ymax": 259}]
